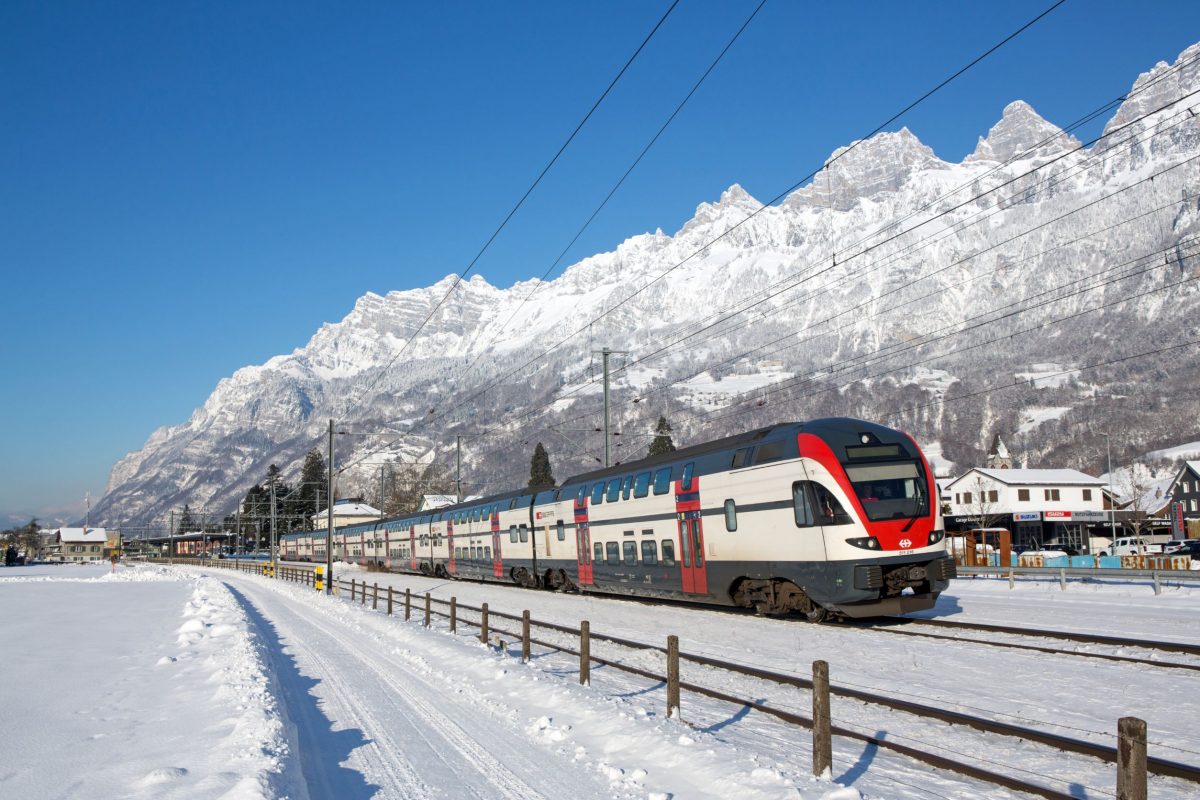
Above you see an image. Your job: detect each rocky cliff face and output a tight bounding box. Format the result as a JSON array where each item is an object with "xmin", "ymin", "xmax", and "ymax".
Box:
[{"xmin": 93, "ymin": 42, "xmax": 1200, "ymax": 526}]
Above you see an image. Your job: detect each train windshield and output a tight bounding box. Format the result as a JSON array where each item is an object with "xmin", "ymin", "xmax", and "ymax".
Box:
[{"xmin": 843, "ymin": 461, "xmax": 928, "ymax": 522}]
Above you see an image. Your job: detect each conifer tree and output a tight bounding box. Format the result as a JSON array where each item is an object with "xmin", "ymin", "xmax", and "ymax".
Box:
[
  {"xmin": 528, "ymin": 442, "xmax": 555, "ymax": 489},
  {"xmin": 647, "ymin": 416, "xmax": 676, "ymax": 457}
]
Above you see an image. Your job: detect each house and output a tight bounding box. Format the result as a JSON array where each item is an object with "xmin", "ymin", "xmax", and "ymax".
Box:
[
  {"xmin": 50, "ymin": 528, "xmax": 107, "ymax": 562},
  {"xmin": 1165, "ymin": 461, "xmax": 1200, "ymax": 537},
  {"xmin": 944, "ymin": 468, "xmax": 1107, "ymax": 551},
  {"xmin": 310, "ymin": 498, "xmax": 382, "ymax": 530}
]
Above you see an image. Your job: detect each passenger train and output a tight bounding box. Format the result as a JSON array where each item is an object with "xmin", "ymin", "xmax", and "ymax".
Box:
[{"xmin": 281, "ymin": 417, "xmax": 955, "ymax": 620}]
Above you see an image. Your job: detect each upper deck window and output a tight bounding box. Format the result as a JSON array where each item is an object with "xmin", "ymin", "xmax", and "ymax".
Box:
[{"xmin": 652, "ymin": 468, "xmax": 672, "ymax": 495}]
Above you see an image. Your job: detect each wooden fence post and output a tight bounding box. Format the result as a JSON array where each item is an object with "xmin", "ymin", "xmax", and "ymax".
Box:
[
  {"xmin": 1060, "ymin": 567, "xmax": 1067, "ymax": 591},
  {"xmin": 405, "ymin": 587, "xmax": 411, "ymax": 621},
  {"xmin": 1117, "ymin": 716, "xmax": 1147, "ymax": 800},
  {"xmin": 351, "ymin": 578, "xmax": 356, "ymax": 601},
  {"xmin": 580, "ymin": 620, "xmax": 590, "ymax": 686},
  {"xmin": 521, "ymin": 610, "xmax": 531, "ymax": 662},
  {"xmin": 1008, "ymin": 567, "xmax": 1015, "ymax": 589},
  {"xmin": 424, "ymin": 592, "xmax": 431, "ymax": 627},
  {"xmin": 450, "ymin": 597, "xmax": 457, "ymax": 633},
  {"xmin": 372, "ymin": 582, "xmax": 378, "ymax": 610},
  {"xmin": 480, "ymin": 602, "xmax": 489, "ymax": 644},
  {"xmin": 666, "ymin": 635, "xmax": 680, "ymax": 719},
  {"xmin": 812, "ymin": 659, "xmax": 832, "ymax": 777},
  {"xmin": 387, "ymin": 586, "xmax": 393, "ymax": 615}
]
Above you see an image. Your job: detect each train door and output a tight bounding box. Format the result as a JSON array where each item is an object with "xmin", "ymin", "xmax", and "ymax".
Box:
[
  {"xmin": 384, "ymin": 529, "xmax": 391, "ymax": 569},
  {"xmin": 447, "ymin": 518, "xmax": 456, "ymax": 575},
  {"xmin": 674, "ymin": 469, "xmax": 708, "ymax": 595},
  {"xmin": 573, "ymin": 495, "xmax": 594, "ymax": 585},
  {"xmin": 409, "ymin": 528, "xmax": 417, "ymax": 571},
  {"xmin": 490, "ymin": 508, "xmax": 504, "ymax": 577}
]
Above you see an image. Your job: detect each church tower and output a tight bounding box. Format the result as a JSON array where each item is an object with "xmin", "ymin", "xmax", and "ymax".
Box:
[{"xmin": 986, "ymin": 434, "xmax": 1013, "ymax": 469}]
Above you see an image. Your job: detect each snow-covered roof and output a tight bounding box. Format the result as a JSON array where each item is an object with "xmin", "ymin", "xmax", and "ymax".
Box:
[
  {"xmin": 420, "ymin": 495, "xmax": 457, "ymax": 509},
  {"xmin": 417, "ymin": 494, "xmax": 485, "ymax": 511},
  {"xmin": 314, "ymin": 503, "xmax": 380, "ymax": 517},
  {"xmin": 55, "ymin": 527, "xmax": 107, "ymax": 543},
  {"xmin": 947, "ymin": 468, "xmax": 1104, "ymax": 488}
]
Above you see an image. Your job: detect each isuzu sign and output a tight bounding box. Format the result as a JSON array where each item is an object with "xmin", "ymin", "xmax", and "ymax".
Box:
[{"xmin": 1044, "ymin": 511, "xmax": 1072, "ymax": 519}]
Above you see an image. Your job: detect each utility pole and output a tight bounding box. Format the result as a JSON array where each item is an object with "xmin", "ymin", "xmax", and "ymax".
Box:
[
  {"xmin": 603, "ymin": 348, "xmax": 611, "ymax": 467},
  {"xmin": 326, "ymin": 419, "xmax": 334, "ymax": 595},
  {"xmin": 270, "ymin": 479, "xmax": 277, "ymax": 569},
  {"xmin": 456, "ymin": 435, "xmax": 463, "ymax": 503},
  {"xmin": 592, "ymin": 347, "xmax": 628, "ymax": 467},
  {"xmin": 1103, "ymin": 432, "xmax": 1116, "ymax": 554},
  {"xmin": 379, "ymin": 464, "xmax": 386, "ymax": 519}
]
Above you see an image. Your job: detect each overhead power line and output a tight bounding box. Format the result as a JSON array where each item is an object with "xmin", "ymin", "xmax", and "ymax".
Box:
[
  {"xmin": 375, "ymin": 0, "xmax": 1069, "ymax": 455},
  {"xmin": 351, "ymin": 0, "xmax": 683, "ymax": 404}
]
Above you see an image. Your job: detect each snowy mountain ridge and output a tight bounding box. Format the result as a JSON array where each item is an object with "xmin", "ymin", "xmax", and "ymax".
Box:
[{"xmin": 92, "ymin": 42, "xmax": 1200, "ymax": 527}]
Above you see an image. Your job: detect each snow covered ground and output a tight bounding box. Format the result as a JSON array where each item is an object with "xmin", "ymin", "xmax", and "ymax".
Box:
[{"xmin": 3, "ymin": 562, "xmax": 1196, "ymax": 799}]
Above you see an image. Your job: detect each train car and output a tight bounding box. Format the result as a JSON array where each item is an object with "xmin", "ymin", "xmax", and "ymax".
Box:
[{"xmin": 281, "ymin": 418, "xmax": 953, "ymax": 620}]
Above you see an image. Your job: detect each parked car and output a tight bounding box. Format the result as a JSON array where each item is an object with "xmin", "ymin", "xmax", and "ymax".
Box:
[
  {"xmin": 1105, "ymin": 537, "xmax": 1164, "ymax": 557},
  {"xmin": 1165, "ymin": 540, "xmax": 1200, "ymax": 561}
]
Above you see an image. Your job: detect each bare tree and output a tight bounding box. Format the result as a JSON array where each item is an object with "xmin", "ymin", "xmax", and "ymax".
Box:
[
  {"xmin": 965, "ymin": 476, "xmax": 1004, "ymax": 531},
  {"xmin": 1118, "ymin": 462, "xmax": 1158, "ymax": 549}
]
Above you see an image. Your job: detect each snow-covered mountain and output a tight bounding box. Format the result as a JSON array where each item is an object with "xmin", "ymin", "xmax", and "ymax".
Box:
[{"xmin": 93, "ymin": 42, "xmax": 1200, "ymax": 527}]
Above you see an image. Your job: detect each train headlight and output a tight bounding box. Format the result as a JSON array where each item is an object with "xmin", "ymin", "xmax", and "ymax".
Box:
[
  {"xmin": 928, "ymin": 529, "xmax": 946, "ymax": 546},
  {"xmin": 846, "ymin": 536, "xmax": 882, "ymax": 550}
]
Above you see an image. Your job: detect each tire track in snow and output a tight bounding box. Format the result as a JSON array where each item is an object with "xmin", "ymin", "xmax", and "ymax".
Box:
[{"xmin": 224, "ymin": 576, "xmax": 610, "ymax": 800}]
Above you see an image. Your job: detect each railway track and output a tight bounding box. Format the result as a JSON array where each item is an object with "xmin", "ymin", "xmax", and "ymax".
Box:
[{"xmin": 269, "ymin": 559, "xmax": 1200, "ymax": 672}]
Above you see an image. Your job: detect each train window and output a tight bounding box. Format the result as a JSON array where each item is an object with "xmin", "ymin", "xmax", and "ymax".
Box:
[
  {"xmin": 680, "ymin": 532, "xmax": 691, "ymax": 567},
  {"xmin": 621, "ymin": 475, "xmax": 632, "ymax": 500},
  {"xmin": 681, "ymin": 462, "xmax": 695, "ymax": 491},
  {"xmin": 606, "ymin": 542, "xmax": 620, "ymax": 564},
  {"xmin": 519, "ymin": 525, "xmax": 529, "ymax": 543},
  {"xmin": 623, "ymin": 541, "xmax": 638, "ymax": 565},
  {"xmin": 510, "ymin": 525, "xmax": 518, "ymax": 543},
  {"xmin": 591, "ymin": 482, "xmax": 606, "ymax": 505},
  {"xmin": 812, "ymin": 484, "xmax": 853, "ymax": 525},
  {"xmin": 754, "ymin": 440, "xmax": 788, "ymax": 464},
  {"xmin": 606, "ymin": 478, "xmax": 621, "ymax": 503},
  {"xmin": 593, "ymin": 542, "xmax": 604, "ymax": 563},
  {"xmin": 577, "ymin": 485, "xmax": 587, "ymax": 503},
  {"xmin": 633, "ymin": 471, "xmax": 651, "ymax": 498},
  {"xmin": 454, "ymin": 547, "xmax": 461, "ymax": 559},
  {"xmin": 485, "ymin": 546, "xmax": 492, "ymax": 560},
  {"xmin": 653, "ymin": 467, "xmax": 672, "ymax": 495},
  {"xmin": 724, "ymin": 499, "xmax": 738, "ymax": 532},
  {"xmin": 641, "ymin": 540, "xmax": 658, "ymax": 565},
  {"xmin": 793, "ymin": 482, "xmax": 815, "ymax": 527},
  {"xmin": 556, "ymin": 521, "xmax": 565, "ymax": 541},
  {"xmin": 731, "ymin": 447, "xmax": 753, "ymax": 468}
]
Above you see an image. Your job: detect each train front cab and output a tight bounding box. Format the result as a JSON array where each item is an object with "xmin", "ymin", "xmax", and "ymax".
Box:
[{"xmin": 798, "ymin": 422, "xmax": 955, "ymax": 618}]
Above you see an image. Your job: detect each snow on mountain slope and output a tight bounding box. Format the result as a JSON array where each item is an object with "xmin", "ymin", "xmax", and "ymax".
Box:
[{"xmin": 94, "ymin": 42, "xmax": 1200, "ymax": 525}]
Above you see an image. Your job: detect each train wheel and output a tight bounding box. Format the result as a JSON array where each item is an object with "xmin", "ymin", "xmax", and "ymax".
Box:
[{"xmin": 805, "ymin": 606, "xmax": 829, "ymax": 623}]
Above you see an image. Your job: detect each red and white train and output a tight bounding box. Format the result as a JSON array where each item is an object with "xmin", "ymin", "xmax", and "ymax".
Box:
[{"xmin": 281, "ymin": 417, "xmax": 955, "ymax": 620}]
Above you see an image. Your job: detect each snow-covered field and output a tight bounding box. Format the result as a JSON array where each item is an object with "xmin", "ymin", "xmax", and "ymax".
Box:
[{"xmin": 2, "ymin": 562, "xmax": 1197, "ymax": 799}]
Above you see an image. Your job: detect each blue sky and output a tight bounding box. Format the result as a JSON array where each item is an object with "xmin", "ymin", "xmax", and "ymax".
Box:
[{"xmin": 3, "ymin": 0, "xmax": 1199, "ymax": 522}]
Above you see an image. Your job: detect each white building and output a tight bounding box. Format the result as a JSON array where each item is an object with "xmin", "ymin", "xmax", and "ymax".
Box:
[
  {"xmin": 310, "ymin": 499, "xmax": 382, "ymax": 530},
  {"xmin": 945, "ymin": 468, "xmax": 1107, "ymax": 551},
  {"xmin": 50, "ymin": 527, "xmax": 107, "ymax": 562}
]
